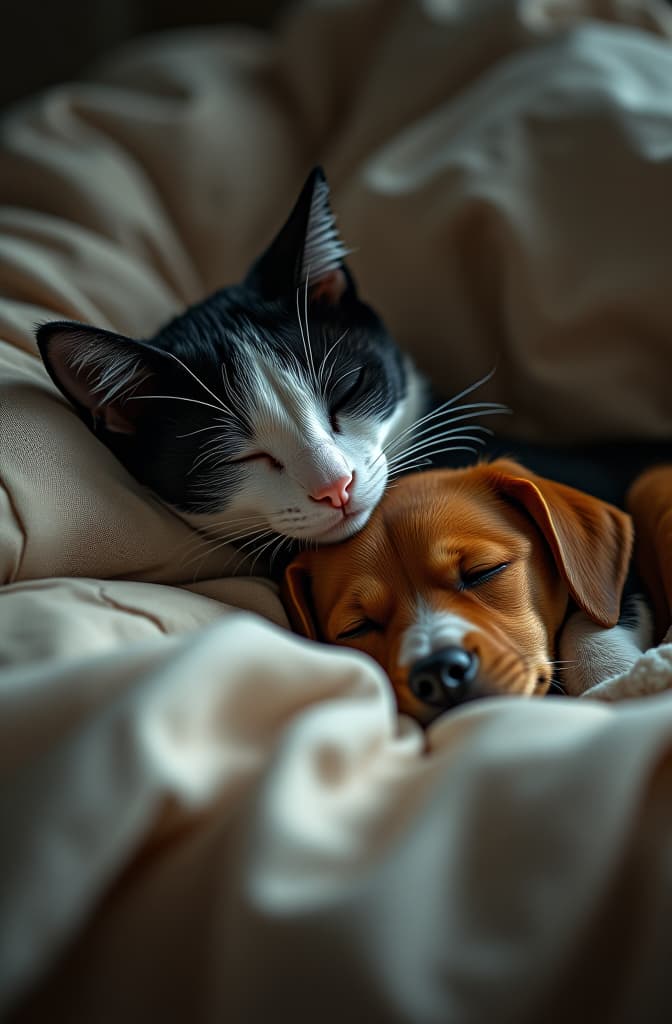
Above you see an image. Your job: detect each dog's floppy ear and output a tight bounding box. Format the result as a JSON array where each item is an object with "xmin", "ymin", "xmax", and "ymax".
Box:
[
  {"xmin": 281, "ymin": 554, "xmax": 321, "ymax": 640},
  {"xmin": 490, "ymin": 460, "xmax": 633, "ymax": 628}
]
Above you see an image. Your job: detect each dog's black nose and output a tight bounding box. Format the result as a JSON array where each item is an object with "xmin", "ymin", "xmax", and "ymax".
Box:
[{"xmin": 409, "ymin": 647, "xmax": 479, "ymax": 709}]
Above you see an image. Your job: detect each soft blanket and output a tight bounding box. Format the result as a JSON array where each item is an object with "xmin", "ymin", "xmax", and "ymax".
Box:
[{"xmin": 3, "ymin": 1, "xmax": 672, "ymax": 1020}]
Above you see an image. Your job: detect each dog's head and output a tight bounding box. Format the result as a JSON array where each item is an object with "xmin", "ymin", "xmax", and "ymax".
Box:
[{"xmin": 282, "ymin": 460, "xmax": 632, "ymax": 723}]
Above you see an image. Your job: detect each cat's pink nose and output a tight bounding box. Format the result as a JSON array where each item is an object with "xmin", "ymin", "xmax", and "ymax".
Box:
[{"xmin": 311, "ymin": 473, "xmax": 353, "ymax": 508}]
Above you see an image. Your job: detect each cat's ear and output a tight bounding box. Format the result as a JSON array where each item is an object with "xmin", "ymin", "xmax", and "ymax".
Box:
[
  {"xmin": 36, "ymin": 320, "xmax": 175, "ymax": 435},
  {"xmin": 245, "ymin": 166, "xmax": 353, "ymax": 305}
]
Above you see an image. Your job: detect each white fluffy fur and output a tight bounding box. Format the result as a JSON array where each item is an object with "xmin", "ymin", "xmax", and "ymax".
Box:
[{"xmin": 188, "ymin": 347, "xmax": 424, "ymax": 546}]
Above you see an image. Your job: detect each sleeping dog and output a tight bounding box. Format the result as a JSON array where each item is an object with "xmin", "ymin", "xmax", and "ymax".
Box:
[{"xmin": 282, "ymin": 459, "xmax": 654, "ymax": 723}]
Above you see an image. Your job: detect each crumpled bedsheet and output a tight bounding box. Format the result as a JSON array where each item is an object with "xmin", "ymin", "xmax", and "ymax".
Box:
[{"xmin": 3, "ymin": 1, "xmax": 672, "ymax": 1020}]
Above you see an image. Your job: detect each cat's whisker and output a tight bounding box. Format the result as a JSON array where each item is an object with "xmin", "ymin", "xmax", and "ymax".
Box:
[
  {"xmin": 372, "ymin": 405, "xmax": 504, "ymax": 468},
  {"xmin": 386, "ymin": 462, "xmax": 434, "ymax": 480},
  {"xmin": 385, "ymin": 425, "xmax": 493, "ymax": 462},
  {"xmin": 127, "ymin": 393, "xmax": 229, "ymax": 416},
  {"xmin": 187, "ymin": 427, "xmax": 247, "ymax": 476},
  {"xmin": 303, "ymin": 271, "xmax": 318, "ymax": 384},
  {"xmin": 175, "ymin": 507, "xmax": 292, "ymax": 559},
  {"xmin": 178, "ymin": 536, "xmax": 253, "ymax": 577},
  {"xmin": 381, "ymin": 371, "xmax": 502, "ymax": 447},
  {"xmin": 265, "ymin": 531, "xmax": 289, "ymax": 571},
  {"xmin": 318, "ymin": 327, "xmax": 346, "ymax": 379},
  {"xmin": 263, "ymin": 536, "xmax": 284, "ymax": 572},
  {"xmin": 330, "ymin": 365, "xmax": 361, "ymax": 392},
  {"xmin": 321, "ymin": 357, "xmax": 339, "ymax": 397},
  {"xmin": 223, "ymin": 528, "xmax": 276, "ymax": 559},
  {"xmin": 402, "ymin": 422, "xmax": 493, "ymax": 447},
  {"xmin": 368, "ymin": 448, "xmax": 388, "ymax": 473},
  {"xmin": 224, "ymin": 528, "xmax": 278, "ymax": 576},
  {"xmin": 180, "ymin": 527, "xmax": 270, "ymax": 580},
  {"xmin": 385, "ymin": 458, "xmax": 433, "ymax": 480},
  {"xmin": 296, "ymin": 275, "xmax": 317, "ymax": 386},
  {"xmin": 388, "ymin": 440, "xmax": 484, "ymax": 471},
  {"xmin": 385, "ymin": 437, "xmax": 487, "ymax": 473},
  {"xmin": 383, "ymin": 401, "xmax": 509, "ymax": 456},
  {"xmin": 318, "ymin": 328, "xmax": 349, "ymax": 391},
  {"xmin": 242, "ymin": 530, "xmax": 283, "ymax": 574},
  {"xmin": 187, "ymin": 544, "xmax": 242, "ymax": 581},
  {"xmin": 174, "ymin": 523, "xmax": 256, "ymax": 558},
  {"xmin": 386, "ymin": 431, "xmax": 490, "ymax": 468},
  {"xmin": 234, "ymin": 527, "xmax": 276, "ymax": 552},
  {"xmin": 188, "ymin": 439, "xmax": 237, "ymax": 476},
  {"xmin": 196, "ymin": 510, "xmax": 271, "ymax": 525},
  {"xmin": 165, "ymin": 351, "xmax": 232, "ymax": 414},
  {"xmin": 370, "ymin": 465, "xmax": 392, "ymax": 491},
  {"xmin": 249, "ymin": 535, "xmax": 283, "ymax": 573},
  {"xmin": 184, "ymin": 520, "xmax": 268, "ymax": 550},
  {"xmin": 176, "ymin": 522, "xmax": 269, "ymax": 566},
  {"xmin": 387, "ymin": 445, "xmax": 482, "ymax": 478},
  {"xmin": 370, "ymin": 403, "xmax": 506, "ymax": 472},
  {"xmin": 295, "ymin": 287, "xmax": 310, "ymax": 380},
  {"xmin": 388, "ymin": 369, "xmax": 498, "ymax": 441},
  {"xmin": 175, "ymin": 510, "xmax": 269, "ymax": 538},
  {"xmin": 176, "ymin": 420, "xmax": 231, "ymax": 439},
  {"xmin": 190, "ymin": 520, "xmax": 268, "ymax": 540},
  {"xmin": 173, "ymin": 531, "xmax": 218, "ymax": 566},
  {"xmin": 177, "ymin": 534, "xmax": 255, "ymax": 565}
]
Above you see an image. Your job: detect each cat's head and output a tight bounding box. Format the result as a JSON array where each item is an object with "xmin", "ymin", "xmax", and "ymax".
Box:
[{"xmin": 36, "ymin": 168, "xmax": 424, "ymax": 546}]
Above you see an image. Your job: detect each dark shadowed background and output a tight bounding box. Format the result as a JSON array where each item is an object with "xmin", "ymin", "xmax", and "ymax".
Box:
[{"xmin": 1, "ymin": 0, "xmax": 290, "ymax": 110}]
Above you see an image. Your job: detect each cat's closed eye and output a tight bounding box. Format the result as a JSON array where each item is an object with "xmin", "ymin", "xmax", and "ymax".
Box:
[
  {"xmin": 328, "ymin": 367, "xmax": 367, "ymax": 433},
  {"xmin": 35, "ymin": 166, "xmax": 425, "ymax": 554},
  {"xmin": 233, "ymin": 452, "xmax": 284, "ymax": 472}
]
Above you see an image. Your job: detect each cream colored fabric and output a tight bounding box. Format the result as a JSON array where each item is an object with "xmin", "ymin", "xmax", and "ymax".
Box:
[{"xmin": 3, "ymin": 0, "xmax": 672, "ymax": 1020}]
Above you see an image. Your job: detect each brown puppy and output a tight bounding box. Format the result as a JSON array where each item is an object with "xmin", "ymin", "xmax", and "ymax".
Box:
[{"xmin": 282, "ymin": 460, "xmax": 633, "ymax": 723}]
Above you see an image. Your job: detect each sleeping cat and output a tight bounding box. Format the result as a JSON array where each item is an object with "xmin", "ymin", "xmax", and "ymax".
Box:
[{"xmin": 36, "ymin": 168, "xmax": 494, "ymax": 565}]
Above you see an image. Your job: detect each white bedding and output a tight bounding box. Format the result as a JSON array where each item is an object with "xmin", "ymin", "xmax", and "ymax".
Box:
[{"xmin": 2, "ymin": 1, "xmax": 672, "ymax": 1020}]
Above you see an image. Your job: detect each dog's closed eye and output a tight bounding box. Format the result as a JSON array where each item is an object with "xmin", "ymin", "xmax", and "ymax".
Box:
[
  {"xmin": 336, "ymin": 618, "xmax": 383, "ymax": 640},
  {"xmin": 459, "ymin": 562, "xmax": 510, "ymax": 589}
]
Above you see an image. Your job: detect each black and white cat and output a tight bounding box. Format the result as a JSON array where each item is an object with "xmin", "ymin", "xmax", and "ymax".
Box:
[{"xmin": 36, "ymin": 168, "xmax": 492, "ymax": 563}]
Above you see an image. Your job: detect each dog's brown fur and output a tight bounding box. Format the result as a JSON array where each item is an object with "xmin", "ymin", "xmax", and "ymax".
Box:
[{"xmin": 283, "ymin": 460, "xmax": 632, "ymax": 723}]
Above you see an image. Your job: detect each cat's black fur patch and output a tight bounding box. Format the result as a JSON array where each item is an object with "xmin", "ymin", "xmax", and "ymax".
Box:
[{"xmin": 36, "ymin": 168, "xmax": 412, "ymax": 515}]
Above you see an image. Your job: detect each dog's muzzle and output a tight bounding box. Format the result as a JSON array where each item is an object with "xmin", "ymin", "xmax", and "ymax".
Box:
[{"xmin": 408, "ymin": 646, "xmax": 479, "ymax": 711}]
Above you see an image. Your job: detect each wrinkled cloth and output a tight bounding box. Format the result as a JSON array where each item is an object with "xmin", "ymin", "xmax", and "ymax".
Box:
[{"xmin": 3, "ymin": 0, "xmax": 672, "ymax": 1020}]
